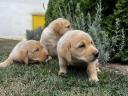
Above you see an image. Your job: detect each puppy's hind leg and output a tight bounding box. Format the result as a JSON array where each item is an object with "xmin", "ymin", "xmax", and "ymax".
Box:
[
  {"xmin": 58, "ymin": 57, "xmax": 67, "ymax": 76},
  {"xmin": 0, "ymin": 57, "xmax": 13, "ymax": 68}
]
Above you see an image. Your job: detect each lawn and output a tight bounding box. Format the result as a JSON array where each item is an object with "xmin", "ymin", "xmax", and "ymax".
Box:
[{"xmin": 0, "ymin": 39, "xmax": 128, "ymax": 96}]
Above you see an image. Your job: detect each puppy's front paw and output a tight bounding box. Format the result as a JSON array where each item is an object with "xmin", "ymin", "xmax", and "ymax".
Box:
[
  {"xmin": 96, "ymin": 67, "xmax": 101, "ymax": 72},
  {"xmin": 58, "ymin": 70, "xmax": 67, "ymax": 76},
  {"xmin": 45, "ymin": 56, "xmax": 52, "ymax": 62},
  {"xmin": 89, "ymin": 76, "xmax": 99, "ymax": 82}
]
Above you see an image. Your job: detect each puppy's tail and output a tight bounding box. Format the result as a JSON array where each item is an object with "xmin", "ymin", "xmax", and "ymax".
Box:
[{"xmin": 0, "ymin": 57, "xmax": 13, "ymax": 68}]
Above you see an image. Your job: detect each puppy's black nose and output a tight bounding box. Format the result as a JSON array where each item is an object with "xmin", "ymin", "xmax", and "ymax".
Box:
[
  {"xmin": 46, "ymin": 54, "xmax": 49, "ymax": 58},
  {"xmin": 94, "ymin": 51, "xmax": 99, "ymax": 58}
]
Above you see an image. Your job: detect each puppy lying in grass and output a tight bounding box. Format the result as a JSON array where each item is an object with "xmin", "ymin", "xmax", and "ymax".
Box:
[
  {"xmin": 0, "ymin": 40, "xmax": 48, "ymax": 68},
  {"xmin": 57, "ymin": 30, "xmax": 99, "ymax": 81},
  {"xmin": 40, "ymin": 18, "xmax": 72, "ymax": 57}
]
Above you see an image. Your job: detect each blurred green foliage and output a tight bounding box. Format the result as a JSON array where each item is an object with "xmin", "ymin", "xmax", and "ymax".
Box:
[{"xmin": 45, "ymin": 0, "xmax": 128, "ymax": 64}]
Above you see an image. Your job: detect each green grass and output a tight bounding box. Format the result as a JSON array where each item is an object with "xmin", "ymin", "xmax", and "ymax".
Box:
[{"xmin": 0, "ymin": 39, "xmax": 128, "ymax": 96}]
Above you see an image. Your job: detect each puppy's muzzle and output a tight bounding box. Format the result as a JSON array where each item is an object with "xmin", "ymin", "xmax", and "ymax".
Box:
[
  {"xmin": 89, "ymin": 51, "xmax": 99, "ymax": 63},
  {"xmin": 93, "ymin": 51, "xmax": 99, "ymax": 58}
]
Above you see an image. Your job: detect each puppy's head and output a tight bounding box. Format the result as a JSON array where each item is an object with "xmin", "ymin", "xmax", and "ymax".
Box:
[
  {"xmin": 50, "ymin": 18, "xmax": 72, "ymax": 36},
  {"xmin": 28, "ymin": 42, "xmax": 48, "ymax": 62},
  {"xmin": 69, "ymin": 31, "xmax": 99, "ymax": 63}
]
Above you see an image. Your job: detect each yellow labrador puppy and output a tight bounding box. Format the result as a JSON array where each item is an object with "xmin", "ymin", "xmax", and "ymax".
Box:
[
  {"xmin": 0, "ymin": 40, "xmax": 48, "ymax": 68},
  {"xmin": 40, "ymin": 18, "xmax": 72, "ymax": 57},
  {"xmin": 57, "ymin": 30, "xmax": 99, "ymax": 81}
]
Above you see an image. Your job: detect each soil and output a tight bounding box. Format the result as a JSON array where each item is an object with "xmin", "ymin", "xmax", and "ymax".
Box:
[{"xmin": 102, "ymin": 64, "xmax": 128, "ymax": 75}]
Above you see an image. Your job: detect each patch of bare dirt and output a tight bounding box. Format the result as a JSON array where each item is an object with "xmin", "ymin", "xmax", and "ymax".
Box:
[{"xmin": 101, "ymin": 64, "xmax": 128, "ymax": 75}]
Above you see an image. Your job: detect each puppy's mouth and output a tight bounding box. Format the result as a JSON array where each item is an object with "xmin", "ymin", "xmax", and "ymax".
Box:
[
  {"xmin": 88, "ymin": 56, "xmax": 98, "ymax": 63},
  {"xmin": 29, "ymin": 60, "xmax": 40, "ymax": 64},
  {"xmin": 89, "ymin": 58, "xmax": 96, "ymax": 62},
  {"xmin": 30, "ymin": 58, "xmax": 43, "ymax": 62},
  {"xmin": 73, "ymin": 55, "xmax": 98, "ymax": 64}
]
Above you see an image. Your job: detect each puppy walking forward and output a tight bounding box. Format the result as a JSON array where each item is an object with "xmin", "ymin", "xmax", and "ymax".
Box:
[{"xmin": 57, "ymin": 30, "xmax": 99, "ymax": 81}]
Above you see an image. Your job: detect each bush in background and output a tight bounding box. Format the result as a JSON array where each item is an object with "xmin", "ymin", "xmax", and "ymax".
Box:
[
  {"xmin": 45, "ymin": 0, "xmax": 127, "ymax": 64},
  {"xmin": 104, "ymin": 0, "xmax": 128, "ymax": 63},
  {"xmin": 46, "ymin": 0, "xmax": 110, "ymax": 64},
  {"xmin": 87, "ymin": 2, "xmax": 110, "ymax": 64},
  {"xmin": 26, "ymin": 27, "xmax": 43, "ymax": 41}
]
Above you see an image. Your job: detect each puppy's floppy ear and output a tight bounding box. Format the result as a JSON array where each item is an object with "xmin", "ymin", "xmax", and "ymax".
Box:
[
  {"xmin": 53, "ymin": 22, "xmax": 62, "ymax": 35},
  {"xmin": 66, "ymin": 43, "xmax": 72, "ymax": 62},
  {"xmin": 22, "ymin": 50, "xmax": 28, "ymax": 64},
  {"xmin": 61, "ymin": 41, "xmax": 72, "ymax": 62}
]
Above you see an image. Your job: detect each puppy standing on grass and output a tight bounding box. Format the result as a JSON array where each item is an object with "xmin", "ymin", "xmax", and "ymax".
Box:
[
  {"xmin": 40, "ymin": 18, "xmax": 72, "ymax": 57},
  {"xmin": 0, "ymin": 40, "xmax": 48, "ymax": 68},
  {"xmin": 57, "ymin": 30, "xmax": 99, "ymax": 81}
]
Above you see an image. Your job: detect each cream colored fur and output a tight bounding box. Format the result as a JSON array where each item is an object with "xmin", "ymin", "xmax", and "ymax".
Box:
[
  {"xmin": 40, "ymin": 18, "xmax": 72, "ymax": 57},
  {"xmin": 57, "ymin": 30, "xmax": 99, "ymax": 81},
  {"xmin": 0, "ymin": 40, "xmax": 48, "ymax": 68}
]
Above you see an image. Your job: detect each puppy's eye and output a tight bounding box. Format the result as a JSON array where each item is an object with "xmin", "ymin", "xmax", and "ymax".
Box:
[
  {"xmin": 78, "ymin": 44, "xmax": 85, "ymax": 48},
  {"xmin": 66, "ymin": 25, "xmax": 70, "ymax": 28},
  {"xmin": 34, "ymin": 48, "xmax": 39, "ymax": 52},
  {"xmin": 91, "ymin": 41, "xmax": 94, "ymax": 44}
]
